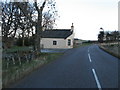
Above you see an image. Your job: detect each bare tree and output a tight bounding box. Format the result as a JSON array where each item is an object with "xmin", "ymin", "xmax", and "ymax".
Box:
[
  {"xmin": 42, "ymin": 1, "xmax": 58, "ymax": 29},
  {"xmin": 14, "ymin": 0, "xmax": 58, "ymax": 56},
  {"xmin": 2, "ymin": 2, "xmax": 21, "ymax": 48},
  {"xmin": 2, "ymin": 1, "xmax": 34, "ymax": 48},
  {"xmin": 98, "ymin": 31, "xmax": 104, "ymax": 43},
  {"xmin": 98, "ymin": 30, "xmax": 120, "ymax": 43}
]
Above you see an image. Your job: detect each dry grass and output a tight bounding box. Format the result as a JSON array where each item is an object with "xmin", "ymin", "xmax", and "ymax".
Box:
[
  {"xmin": 99, "ymin": 43, "xmax": 120, "ymax": 59},
  {"xmin": 2, "ymin": 53, "xmax": 63, "ymax": 88}
]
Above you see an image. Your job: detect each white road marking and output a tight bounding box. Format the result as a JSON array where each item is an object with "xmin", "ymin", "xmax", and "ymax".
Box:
[
  {"xmin": 88, "ymin": 49, "xmax": 89, "ymax": 53},
  {"xmin": 88, "ymin": 47, "xmax": 102, "ymax": 89},
  {"xmin": 88, "ymin": 53, "xmax": 92, "ymax": 62},
  {"xmin": 92, "ymin": 69, "xmax": 102, "ymax": 90},
  {"xmin": 88, "ymin": 47, "xmax": 90, "ymax": 53}
]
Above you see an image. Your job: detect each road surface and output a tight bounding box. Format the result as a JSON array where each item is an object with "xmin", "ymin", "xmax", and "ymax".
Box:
[{"xmin": 11, "ymin": 45, "xmax": 119, "ymax": 88}]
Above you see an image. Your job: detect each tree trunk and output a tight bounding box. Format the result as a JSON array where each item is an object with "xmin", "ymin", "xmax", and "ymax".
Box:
[
  {"xmin": 22, "ymin": 28, "xmax": 25, "ymax": 46},
  {"xmin": 35, "ymin": 10, "xmax": 42, "ymax": 56}
]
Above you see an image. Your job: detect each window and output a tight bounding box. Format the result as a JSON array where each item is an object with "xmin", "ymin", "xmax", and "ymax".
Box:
[
  {"xmin": 53, "ymin": 41, "xmax": 57, "ymax": 45},
  {"xmin": 68, "ymin": 39, "xmax": 71, "ymax": 46}
]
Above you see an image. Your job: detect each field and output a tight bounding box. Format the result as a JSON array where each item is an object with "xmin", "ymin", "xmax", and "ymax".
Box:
[{"xmin": 74, "ymin": 42, "xmax": 93, "ymax": 48}]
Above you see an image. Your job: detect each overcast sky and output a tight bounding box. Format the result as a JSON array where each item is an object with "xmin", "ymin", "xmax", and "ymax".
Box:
[
  {"xmin": 1, "ymin": 0, "xmax": 119, "ymax": 40},
  {"xmin": 55, "ymin": 0, "xmax": 119, "ymax": 40}
]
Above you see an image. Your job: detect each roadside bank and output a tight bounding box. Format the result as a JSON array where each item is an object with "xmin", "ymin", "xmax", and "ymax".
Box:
[{"xmin": 99, "ymin": 43, "xmax": 120, "ymax": 59}]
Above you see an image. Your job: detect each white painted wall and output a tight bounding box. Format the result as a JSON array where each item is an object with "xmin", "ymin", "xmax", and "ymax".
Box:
[
  {"xmin": 66, "ymin": 33, "xmax": 75, "ymax": 48},
  {"xmin": 41, "ymin": 33, "xmax": 74, "ymax": 49}
]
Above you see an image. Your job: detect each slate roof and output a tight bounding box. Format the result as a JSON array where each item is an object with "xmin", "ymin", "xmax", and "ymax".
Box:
[{"xmin": 41, "ymin": 29, "xmax": 73, "ymax": 39}]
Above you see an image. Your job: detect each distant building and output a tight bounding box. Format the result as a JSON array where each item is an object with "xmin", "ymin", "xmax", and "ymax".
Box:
[
  {"xmin": 74, "ymin": 38, "xmax": 83, "ymax": 46},
  {"xmin": 41, "ymin": 23, "xmax": 75, "ymax": 49}
]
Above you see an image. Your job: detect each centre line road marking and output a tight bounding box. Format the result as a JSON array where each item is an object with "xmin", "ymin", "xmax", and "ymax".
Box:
[
  {"xmin": 92, "ymin": 69, "xmax": 102, "ymax": 90},
  {"xmin": 88, "ymin": 47, "xmax": 90, "ymax": 53},
  {"xmin": 88, "ymin": 53, "xmax": 92, "ymax": 62}
]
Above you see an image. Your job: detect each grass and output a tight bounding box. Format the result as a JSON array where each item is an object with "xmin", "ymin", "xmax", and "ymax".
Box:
[
  {"xmin": 74, "ymin": 43, "xmax": 93, "ymax": 48},
  {"xmin": 3, "ymin": 44, "xmax": 94, "ymax": 88},
  {"xmin": 99, "ymin": 43, "xmax": 120, "ymax": 59},
  {"xmin": 2, "ymin": 52, "xmax": 63, "ymax": 88},
  {"xmin": 4, "ymin": 46, "xmax": 32, "ymax": 53}
]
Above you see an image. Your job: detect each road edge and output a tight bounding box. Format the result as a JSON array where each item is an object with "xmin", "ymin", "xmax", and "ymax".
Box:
[{"xmin": 99, "ymin": 45, "xmax": 120, "ymax": 59}]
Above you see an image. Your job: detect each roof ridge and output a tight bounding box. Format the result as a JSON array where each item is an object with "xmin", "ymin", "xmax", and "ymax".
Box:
[
  {"xmin": 45, "ymin": 29, "xmax": 71, "ymax": 31},
  {"xmin": 42, "ymin": 29, "xmax": 73, "ymax": 39}
]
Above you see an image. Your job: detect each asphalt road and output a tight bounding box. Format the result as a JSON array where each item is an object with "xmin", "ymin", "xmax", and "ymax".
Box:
[{"xmin": 11, "ymin": 45, "xmax": 119, "ymax": 88}]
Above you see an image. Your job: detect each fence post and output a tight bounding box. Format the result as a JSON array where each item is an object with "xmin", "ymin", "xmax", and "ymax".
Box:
[
  {"xmin": 6, "ymin": 57, "xmax": 9, "ymax": 69},
  {"xmin": 18, "ymin": 56, "xmax": 21, "ymax": 66},
  {"xmin": 12, "ymin": 57, "xmax": 15, "ymax": 65},
  {"xmin": 26, "ymin": 55, "xmax": 29, "ymax": 63}
]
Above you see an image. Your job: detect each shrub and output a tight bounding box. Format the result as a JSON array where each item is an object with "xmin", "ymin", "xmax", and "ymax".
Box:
[{"xmin": 16, "ymin": 37, "xmax": 34, "ymax": 46}]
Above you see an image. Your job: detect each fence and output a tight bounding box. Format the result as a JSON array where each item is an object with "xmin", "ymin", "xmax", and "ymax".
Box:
[
  {"xmin": 3, "ymin": 52, "xmax": 35, "ymax": 69},
  {"xmin": 2, "ymin": 51, "xmax": 47, "ymax": 88}
]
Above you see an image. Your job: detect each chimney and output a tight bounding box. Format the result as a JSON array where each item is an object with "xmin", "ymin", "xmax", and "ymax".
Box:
[{"xmin": 71, "ymin": 23, "xmax": 74, "ymax": 32}]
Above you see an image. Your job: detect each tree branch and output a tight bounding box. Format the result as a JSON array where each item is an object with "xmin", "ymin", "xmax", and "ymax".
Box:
[
  {"xmin": 14, "ymin": 2, "xmax": 36, "ymax": 26},
  {"xmin": 40, "ymin": 0, "xmax": 47, "ymax": 11},
  {"xmin": 34, "ymin": 1, "xmax": 39, "ymax": 12}
]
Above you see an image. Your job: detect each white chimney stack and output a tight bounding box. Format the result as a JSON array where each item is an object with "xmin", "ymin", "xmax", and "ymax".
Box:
[{"xmin": 71, "ymin": 23, "xmax": 74, "ymax": 32}]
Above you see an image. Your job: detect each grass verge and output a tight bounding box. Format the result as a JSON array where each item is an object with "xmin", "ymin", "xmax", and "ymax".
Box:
[
  {"xmin": 2, "ymin": 53, "xmax": 63, "ymax": 88},
  {"xmin": 99, "ymin": 44, "xmax": 120, "ymax": 59}
]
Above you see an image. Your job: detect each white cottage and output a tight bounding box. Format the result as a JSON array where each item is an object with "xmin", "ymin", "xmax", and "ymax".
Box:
[{"xmin": 41, "ymin": 23, "xmax": 75, "ymax": 49}]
